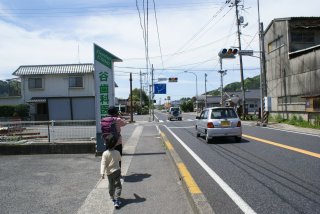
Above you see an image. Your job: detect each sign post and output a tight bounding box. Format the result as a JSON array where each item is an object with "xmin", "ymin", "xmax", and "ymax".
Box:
[{"xmin": 94, "ymin": 44, "xmax": 122, "ymax": 155}]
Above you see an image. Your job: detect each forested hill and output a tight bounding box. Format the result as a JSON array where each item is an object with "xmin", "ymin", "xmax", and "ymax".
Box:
[{"xmin": 207, "ymin": 75, "xmax": 260, "ymax": 95}]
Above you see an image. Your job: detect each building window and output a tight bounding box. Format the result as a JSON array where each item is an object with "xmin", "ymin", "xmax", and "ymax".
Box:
[
  {"xmin": 291, "ymin": 31, "xmax": 314, "ymax": 43},
  {"xmin": 28, "ymin": 78, "xmax": 43, "ymax": 89},
  {"xmin": 278, "ymin": 96, "xmax": 305, "ymax": 105},
  {"xmin": 268, "ymin": 36, "xmax": 283, "ymax": 53},
  {"xmin": 69, "ymin": 76, "xmax": 83, "ymax": 88}
]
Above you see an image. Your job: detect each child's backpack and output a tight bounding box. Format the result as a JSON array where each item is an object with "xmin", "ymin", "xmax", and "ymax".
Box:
[{"xmin": 101, "ymin": 117, "xmax": 119, "ymax": 147}]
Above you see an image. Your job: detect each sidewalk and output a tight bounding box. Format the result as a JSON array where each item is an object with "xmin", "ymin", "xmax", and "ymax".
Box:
[{"xmin": 77, "ymin": 116, "xmax": 195, "ymax": 214}]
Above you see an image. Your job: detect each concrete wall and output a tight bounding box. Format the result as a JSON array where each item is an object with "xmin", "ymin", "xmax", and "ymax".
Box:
[{"xmin": 0, "ymin": 97, "xmax": 22, "ymax": 105}]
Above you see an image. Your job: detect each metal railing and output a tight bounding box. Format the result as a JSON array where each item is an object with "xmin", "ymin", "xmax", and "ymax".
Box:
[{"xmin": 0, "ymin": 120, "xmax": 96, "ymax": 143}]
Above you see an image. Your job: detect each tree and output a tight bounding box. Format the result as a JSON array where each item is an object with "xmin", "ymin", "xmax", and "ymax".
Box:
[
  {"xmin": 207, "ymin": 74, "xmax": 260, "ymax": 94},
  {"xmin": 128, "ymin": 88, "xmax": 149, "ymax": 105},
  {"xmin": 180, "ymin": 100, "xmax": 193, "ymax": 112},
  {"xmin": 0, "ymin": 79, "xmax": 21, "ymax": 97},
  {"xmin": 128, "ymin": 88, "xmax": 149, "ymax": 114}
]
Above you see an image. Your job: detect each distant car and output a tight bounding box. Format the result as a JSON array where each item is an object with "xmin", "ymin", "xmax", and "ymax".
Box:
[
  {"xmin": 195, "ymin": 107, "xmax": 242, "ymax": 143},
  {"xmin": 168, "ymin": 107, "xmax": 182, "ymax": 121}
]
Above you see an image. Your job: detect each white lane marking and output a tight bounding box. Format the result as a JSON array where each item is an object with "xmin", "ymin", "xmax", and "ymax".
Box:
[
  {"xmin": 164, "ymin": 125, "xmax": 256, "ymax": 214},
  {"xmin": 166, "ymin": 126, "xmax": 195, "ymax": 129},
  {"xmin": 261, "ymin": 126, "xmax": 320, "ymax": 138}
]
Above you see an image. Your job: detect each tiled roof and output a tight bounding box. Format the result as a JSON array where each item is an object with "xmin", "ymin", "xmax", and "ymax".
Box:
[
  {"xmin": 27, "ymin": 97, "xmax": 47, "ymax": 103},
  {"xmin": 13, "ymin": 63, "xmax": 94, "ymax": 76}
]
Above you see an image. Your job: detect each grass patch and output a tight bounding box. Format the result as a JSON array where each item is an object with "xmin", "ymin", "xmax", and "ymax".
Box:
[{"xmin": 269, "ymin": 114, "xmax": 320, "ymax": 129}]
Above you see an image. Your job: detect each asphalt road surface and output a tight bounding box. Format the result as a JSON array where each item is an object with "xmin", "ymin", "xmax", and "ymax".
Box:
[
  {"xmin": 156, "ymin": 110, "xmax": 320, "ymax": 214},
  {"xmin": 0, "ymin": 154, "xmax": 100, "ymax": 214}
]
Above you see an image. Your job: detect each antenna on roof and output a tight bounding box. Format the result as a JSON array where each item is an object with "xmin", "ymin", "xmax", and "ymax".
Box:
[{"xmin": 77, "ymin": 42, "xmax": 81, "ymax": 64}]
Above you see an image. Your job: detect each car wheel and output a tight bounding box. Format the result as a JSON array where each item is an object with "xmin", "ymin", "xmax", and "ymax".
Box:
[
  {"xmin": 205, "ymin": 132, "xmax": 211, "ymax": 144},
  {"xmin": 235, "ymin": 136, "xmax": 242, "ymax": 142},
  {"xmin": 196, "ymin": 127, "xmax": 200, "ymax": 137}
]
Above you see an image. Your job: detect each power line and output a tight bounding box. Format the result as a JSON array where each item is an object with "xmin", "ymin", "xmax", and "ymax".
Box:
[
  {"xmin": 123, "ymin": 31, "xmax": 237, "ymax": 61},
  {"xmin": 162, "ymin": 3, "xmax": 228, "ymax": 66},
  {"xmin": 152, "ymin": 0, "xmax": 164, "ymax": 69}
]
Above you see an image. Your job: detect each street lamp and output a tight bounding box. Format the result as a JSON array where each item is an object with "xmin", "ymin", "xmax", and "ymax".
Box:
[{"xmin": 184, "ymin": 71, "xmax": 198, "ymax": 113}]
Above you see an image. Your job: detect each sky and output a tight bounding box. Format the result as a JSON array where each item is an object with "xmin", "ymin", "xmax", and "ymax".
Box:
[{"xmin": 0, "ymin": 0, "xmax": 319, "ymax": 103}]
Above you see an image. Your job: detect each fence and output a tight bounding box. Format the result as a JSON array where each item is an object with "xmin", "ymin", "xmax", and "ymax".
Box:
[{"xmin": 0, "ymin": 120, "xmax": 96, "ymax": 143}]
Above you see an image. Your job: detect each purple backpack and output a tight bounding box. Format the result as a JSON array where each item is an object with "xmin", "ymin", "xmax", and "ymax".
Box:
[{"xmin": 101, "ymin": 117, "xmax": 119, "ymax": 146}]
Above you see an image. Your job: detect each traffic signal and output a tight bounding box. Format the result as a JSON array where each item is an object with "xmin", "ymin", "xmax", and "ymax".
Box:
[
  {"xmin": 168, "ymin": 77, "xmax": 178, "ymax": 82},
  {"xmin": 218, "ymin": 48, "xmax": 238, "ymax": 58}
]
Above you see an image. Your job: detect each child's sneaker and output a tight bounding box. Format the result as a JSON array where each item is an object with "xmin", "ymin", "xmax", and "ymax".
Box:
[{"xmin": 114, "ymin": 200, "xmax": 121, "ymax": 209}]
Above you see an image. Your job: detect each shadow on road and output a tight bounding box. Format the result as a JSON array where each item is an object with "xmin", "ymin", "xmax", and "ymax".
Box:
[
  {"xmin": 119, "ymin": 193, "xmax": 146, "ymax": 208},
  {"xmin": 124, "ymin": 173, "xmax": 151, "ymax": 182},
  {"xmin": 205, "ymin": 137, "xmax": 250, "ymax": 144}
]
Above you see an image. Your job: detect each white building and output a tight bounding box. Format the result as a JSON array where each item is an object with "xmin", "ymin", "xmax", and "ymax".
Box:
[{"xmin": 12, "ymin": 63, "xmax": 96, "ymax": 121}]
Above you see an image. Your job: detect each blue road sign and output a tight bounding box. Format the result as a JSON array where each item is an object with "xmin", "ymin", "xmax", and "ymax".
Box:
[{"xmin": 154, "ymin": 83, "xmax": 166, "ymax": 94}]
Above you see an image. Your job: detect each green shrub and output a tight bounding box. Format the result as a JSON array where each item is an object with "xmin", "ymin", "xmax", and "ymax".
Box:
[
  {"xmin": 141, "ymin": 107, "xmax": 149, "ymax": 115},
  {"xmin": 0, "ymin": 105, "xmax": 15, "ymax": 117},
  {"xmin": 315, "ymin": 115, "xmax": 320, "ymax": 126},
  {"xmin": 0, "ymin": 104, "xmax": 30, "ymax": 118},
  {"xmin": 14, "ymin": 104, "xmax": 30, "ymax": 118},
  {"xmin": 288, "ymin": 114, "xmax": 298, "ymax": 125},
  {"xmin": 275, "ymin": 114, "xmax": 283, "ymax": 123}
]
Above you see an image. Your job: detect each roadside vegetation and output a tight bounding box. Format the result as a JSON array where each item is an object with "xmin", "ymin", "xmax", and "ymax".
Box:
[
  {"xmin": 0, "ymin": 104, "xmax": 30, "ymax": 120},
  {"xmin": 269, "ymin": 114, "xmax": 320, "ymax": 129}
]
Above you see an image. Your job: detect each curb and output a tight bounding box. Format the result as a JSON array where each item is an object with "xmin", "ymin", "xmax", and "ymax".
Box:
[
  {"xmin": 0, "ymin": 143, "xmax": 95, "ymax": 155},
  {"xmin": 159, "ymin": 131, "xmax": 214, "ymax": 214}
]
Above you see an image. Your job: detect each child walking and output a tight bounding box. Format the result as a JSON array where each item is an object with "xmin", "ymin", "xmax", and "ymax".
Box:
[{"xmin": 100, "ymin": 136, "xmax": 122, "ymax": 209}]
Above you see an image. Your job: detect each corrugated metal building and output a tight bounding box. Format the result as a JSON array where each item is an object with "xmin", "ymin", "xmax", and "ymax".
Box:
[{"xmin": 264, "ymin": 17, "xmax": 320, "ymax": 122}]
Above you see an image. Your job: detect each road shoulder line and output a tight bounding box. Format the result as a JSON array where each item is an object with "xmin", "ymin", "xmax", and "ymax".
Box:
[
  {"xmin": 159, "ymin": 130, "xmax": 214, "ymax": 214},
  {"xmin": 163, "ymin": 125, "xmax": 257, "ymax": 214}
]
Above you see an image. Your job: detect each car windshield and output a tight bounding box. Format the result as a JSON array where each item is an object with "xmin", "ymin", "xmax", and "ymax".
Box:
[
  {"xmin": 210, "ymin": 109, "xmax": 237, "ymax": 119},
  {"xmin": 170, "ymin": 108, "xmax": 179, "ymax": 111}
]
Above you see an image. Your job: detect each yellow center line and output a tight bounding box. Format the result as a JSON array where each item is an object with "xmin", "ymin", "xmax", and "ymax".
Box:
[{"xmin": 243, "ymin": 134, "xmax": 320, "ymax": 159}]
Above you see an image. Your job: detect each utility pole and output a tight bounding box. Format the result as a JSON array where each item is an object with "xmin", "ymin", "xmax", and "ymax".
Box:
[
  {"xmin": 257, "ymin": 0, "xmax": 267, "ymax": 124},
  {"xmin": 235, "ymin": 0, "xmax": 246, "ymax": 118},
  {"xmin": 151, "ymin": 64, "xmax": 154, "ymax": 121},
  {"xmin": 140, "ymin": 70, "xmax": 142, "ymax": 108},
  {"xmin": 218, "ymin": 57, "xmax": 227, "ymax": 107},
  {"xmin": 205, "ymin": 73, "xmax": 208, "ymax": 108},
  {"xmin": 130, "ymin": 72, "xmax": 133, "ymax": 123}
]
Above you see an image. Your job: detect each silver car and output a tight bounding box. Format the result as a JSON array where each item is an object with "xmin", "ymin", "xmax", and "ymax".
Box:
[{"xmin": 195, "ymin": 107, "xmax": 242, "ymax": 143}]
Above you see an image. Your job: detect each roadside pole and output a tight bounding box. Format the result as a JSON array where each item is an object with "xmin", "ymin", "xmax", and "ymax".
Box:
[{"xmin": 130, "ymin": 72, "xmax": 133, "ymax": 123}]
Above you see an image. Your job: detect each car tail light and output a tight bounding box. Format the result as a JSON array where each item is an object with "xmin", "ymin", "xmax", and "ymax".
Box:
[
  {"xmin": 237, "ymin": 121, "xmax": 241, "ymax": 127},
  {"xmin": 207, "ymin": 122, "xmax": 214, "ymax": 128}
]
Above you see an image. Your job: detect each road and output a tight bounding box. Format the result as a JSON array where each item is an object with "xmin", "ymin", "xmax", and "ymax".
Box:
[
  {"xmin": 0, "ymin": 154, "xmax": 100, "ymax": 214},
  {"xmin": 155, "ymin": 110, "xmax": 320, "ymax": 214}
]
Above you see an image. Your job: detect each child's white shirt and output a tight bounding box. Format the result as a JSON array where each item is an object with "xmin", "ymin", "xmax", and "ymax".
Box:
[{"xmin": 100, "ymin": 149, "xmax": 121, "ymax": 175}]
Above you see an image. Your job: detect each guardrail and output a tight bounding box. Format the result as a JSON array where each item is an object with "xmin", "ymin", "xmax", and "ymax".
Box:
[{"xmin": 0, "ymin": 120, "xmax": 96, "ymax": 143}]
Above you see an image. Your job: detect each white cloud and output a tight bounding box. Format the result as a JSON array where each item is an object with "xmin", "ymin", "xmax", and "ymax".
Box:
[{"xmin": 0, "ymin": 0, "xmax": 319, "ymax": 100}]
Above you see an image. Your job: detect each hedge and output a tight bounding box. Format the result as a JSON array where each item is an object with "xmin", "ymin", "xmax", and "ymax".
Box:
[{"xmin": 0, "ymin": 104, "xmax": 30, "ymax": 118}]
